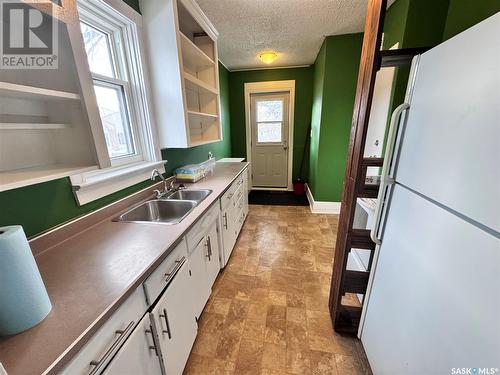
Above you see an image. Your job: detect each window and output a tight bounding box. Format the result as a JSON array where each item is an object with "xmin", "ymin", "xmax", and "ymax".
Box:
[
  {"xmin": 256, "ymin": 99, "xmax": 284, "ymax": 143},
  {"xmin": 78, "ymin": 0, "xmax": 155, "ymax": 167}
]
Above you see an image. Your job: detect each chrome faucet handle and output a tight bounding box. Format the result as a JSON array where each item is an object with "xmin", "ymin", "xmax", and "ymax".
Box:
[
  {"xmin": 153, "ymin": 189, "xmax": 163, "ymax": 199},
  {"xmin": 150, "ymin": 169, "xmax": 168, "ymax": 194}
]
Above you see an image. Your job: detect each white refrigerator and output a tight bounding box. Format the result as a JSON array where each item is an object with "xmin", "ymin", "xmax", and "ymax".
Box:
[{"xmin": 360, "ymin": 13, "xmax": 500, "ymax": 374}]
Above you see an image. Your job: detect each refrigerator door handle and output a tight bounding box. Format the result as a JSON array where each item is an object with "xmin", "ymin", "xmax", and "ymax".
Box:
[{"xmin": 370, "ymin": 103, "xmax": 410, "ymax": 244}]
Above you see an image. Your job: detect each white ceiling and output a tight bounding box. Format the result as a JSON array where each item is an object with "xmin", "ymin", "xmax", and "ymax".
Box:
[{"xmin": 195, "ymin": 0, "xmax": 395, "ymax": 71}]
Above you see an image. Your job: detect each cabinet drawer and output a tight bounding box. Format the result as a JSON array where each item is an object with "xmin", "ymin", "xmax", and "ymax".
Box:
[
  {"xmin": 220, "ymin": 182, "xmax": 237, "ymax": 209},
  {"xmin": 186, "ymin": 203, "xmax": 219, "ymax": 251},
  {"xmin": 235, "ymin": 191, "xmax": 244, "ymax": 213},
  {"xmin": 143, "ymin": 240, "xmax": 188, "ymax": 306},
  {"xmin": 60, "ymin": 288, "xmax": 146, "ymax": 375},
  {"xmin": 233, "ymin": 184, "xmax": 244, "ymax": 207}
]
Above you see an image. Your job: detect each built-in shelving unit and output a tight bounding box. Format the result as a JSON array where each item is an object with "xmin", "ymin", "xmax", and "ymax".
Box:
[
  {"xmin": 0, "ymin": 164, "xmax": 98, "ymax": 193},
  {"xmin": 179, "ymin": 32, "xmax": 215, "ymax": 71},
  {"xmin": 142, "ymin": 0, "xmax": 221, "ymax": 148},
  {"xmin": 187, "ymin": 110, "xmax": 218, "ymax": 120},
  {"xmin": 0, "ymin": 8, "xmax": 109, "ymax": 192},
  {"xmin": 0, "ymin": 123, "xmax": 71, "ymax": 130},
  {"xmin": 183, "ymin": 72, "xmax": 219, "ymax": 95},
  {"xmin": 0, "ymin": 82, "xmax": 81, "ymax": 101}
]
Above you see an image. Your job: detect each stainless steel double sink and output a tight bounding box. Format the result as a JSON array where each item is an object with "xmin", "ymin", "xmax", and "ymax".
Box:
[{"xmin": 115, "ymin": 189, "xmax": 212, "ymax": 225}]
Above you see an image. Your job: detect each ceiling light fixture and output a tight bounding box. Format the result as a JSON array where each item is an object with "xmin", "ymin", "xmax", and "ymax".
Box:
[{"xmin": 259, "ymin": 51, "xmax": 278, "ymax": 64}]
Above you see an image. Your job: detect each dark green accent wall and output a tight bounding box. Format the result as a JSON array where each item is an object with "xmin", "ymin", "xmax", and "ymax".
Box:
[
  {"xmin": 382, "ymin": 0, "xmax": 498, "ymax": 149},
  {"xmin": 123, "ymin": 0, "xmax": 140, "ymax": 13},
  {"xmin": 382, "ymin": 0, "xmax": 450, "ymax": 148},
  {"xmin": 162, "ymin": 63, "xmax": 232, "ymax": 175},
  {"xmin": 443, "ymin": 0, "xmax": 499, "ymax": 40},
  {"xmin": 309, "ymin": 42, "xmax": 326, "ymax": 201},
  {"xmin": 0, "ymin": 64, "xmax": 231, "ymax": 238},
  {"xmin": 308, "ymin": 34, "xmax": 363, "ymax": 202},
  {"xmin": 228, "ymin": 67, "xmax": 314, "ymax": 181}
]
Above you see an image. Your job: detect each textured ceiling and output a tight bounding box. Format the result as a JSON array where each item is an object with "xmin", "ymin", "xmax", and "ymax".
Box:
[{"xmin": 196, "ymin": 0, "xmax": 395, "ymax": 70}]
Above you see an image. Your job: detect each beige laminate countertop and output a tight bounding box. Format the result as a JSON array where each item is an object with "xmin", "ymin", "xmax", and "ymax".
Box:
[{"xmin": 0, "ymin": 162, "xmax": 249, "ymax": 375}]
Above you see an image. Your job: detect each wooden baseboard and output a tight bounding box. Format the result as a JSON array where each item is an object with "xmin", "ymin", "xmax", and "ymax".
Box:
[{"xmin": 305, "ymin": 184, "xmax": 341, "ymax": 214}]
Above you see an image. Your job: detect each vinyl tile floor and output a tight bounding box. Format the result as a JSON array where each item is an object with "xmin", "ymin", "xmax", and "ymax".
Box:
[{"xmin": 184, "ymin": 205, "xmax": 371, "ymax": 375}]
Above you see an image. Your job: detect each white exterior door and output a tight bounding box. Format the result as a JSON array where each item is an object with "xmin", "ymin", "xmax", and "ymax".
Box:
[
  {"xmin": 250, "ymin": 92, "xmax": 290, "ymax": 188},
  {"xmin": 152, "ymin": 260, "xmax": 197, "ymax": 375},
  {"xmin": 103, "ymin": 314, "xmax": 164, "ymax": 375}
]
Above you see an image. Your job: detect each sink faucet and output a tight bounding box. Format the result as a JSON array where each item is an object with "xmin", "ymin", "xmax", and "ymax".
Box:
[{"xmin": 151, "ymin": 169, "xmax": 169, "ymax": 198}]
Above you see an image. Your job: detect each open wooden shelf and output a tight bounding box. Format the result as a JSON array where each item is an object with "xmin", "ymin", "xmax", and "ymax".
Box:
[
  {"xmin": 183, "ymin": 72, "xmax": 218, "ymax": 95},
  {"xmin": 0, "ymin": 123, "xmax": 71, "ymax": 130},
  {"xmin": 188, "ymin": 139, "xmax": 220, "ymax": 147},
  {"xmin": 0, "ymin": 81, "xmax": 81, "ymax": 101},
  {"xmin": 0, "ymin": 164, "xmax": 98, "ymax": 192},
  {"xmin": 180, "ymin": 32, "xmax": 215, "ymax": 71},
  {"xmin": 187, "ymin": 110, "xmax": 218, "ymax": 120}
]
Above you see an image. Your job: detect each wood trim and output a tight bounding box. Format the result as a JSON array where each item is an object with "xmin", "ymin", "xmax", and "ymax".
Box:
[
  {"xmin": 379, "ymin": 47, "xmax": 433, "ymax": 68},
  {"xmin": 328, "ymin": 0, "xmax": 387, "ymax": 335}
]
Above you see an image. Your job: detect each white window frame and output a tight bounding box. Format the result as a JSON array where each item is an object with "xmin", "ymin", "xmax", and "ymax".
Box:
[
  {"xmin": 78, "ymin": 0, "xmax": 153, "ymax": 166},
  {"xmin": 70, "ymin": 0, "xmax": 164, "ymax": 205}
]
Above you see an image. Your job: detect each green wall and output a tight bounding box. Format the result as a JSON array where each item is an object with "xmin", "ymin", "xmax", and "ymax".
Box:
[
  {"xmin": 309, "ymin": 42, "xmax": 327, "ymax": 201},
  {"xmin": 0, "ymin": 63, "xmax": 231, "ymax": 238},
  {"xmin": 308, "ymin": 34, "xmax": 363, "ymax": 202},
  {"xmin": 382, "ymin": 0, "xmax": 498, "ymax": 147},
  {"xmin": 382, "ymin": 0, "xmax": 450, "ymax": 148},
  {"xmin": 123, "ymin": 0, "xmax": 140, "ymax": 13},
  {"xmin": 162, "ymin": 63, "xmax": 232, "ymax": 175},
  {"xmin": 443, "ymin": 0, "xmax": 499, "ymax": 40},
  {"xmin": 228, "ymin": 67, "xmax": 314, "ymax": 181}
]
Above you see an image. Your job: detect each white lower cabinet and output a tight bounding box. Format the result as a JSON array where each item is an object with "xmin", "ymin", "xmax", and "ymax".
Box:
[
  {"xmin": 102, "ymin": 313, "xmax": 165, "ymax": 375},
  {"xmin": 62, "ymin": 168, "xmax": 250, "ymax": 375},
  {"xmin": 220, "ymin": 168, "xmax": 249, "ymax": 266},
  {"xmin": 59, "ymin": 288, "xmax": 147, "ymax": 375},
  {"xmin": 205, "ymin": 222, "xmax": 221, "ymax": 286},
  {"xmin": 188, "ymin": 234, "xmax": 214, "ymax": 319},
  {"xmin": 151, "ymin": 259, "xmax": 197, "ymax": 375}
]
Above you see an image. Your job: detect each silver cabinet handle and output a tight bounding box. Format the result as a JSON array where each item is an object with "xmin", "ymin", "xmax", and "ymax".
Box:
[
  {"xmin": 146, "ymin": 313, "xmax": 167, "ymax": 375},
  {"xmin": 159, "ymin": 308, "xmax": 172, "ymax": 339},
  {"xmin": 223, "ymin": 213, "xmax": 228, "ymax": 229},
  {"xmin": 145, "ymin": 327, "xmax": 159, "ymax": 356},
  {"xmin": 89, "ymin": 321, "xmax": 135, "ymax": 375},
  {"xmin": 206, "ymin": 236, "xmax": 212, "ymax": 261},
  {"xmin": 371, "ymin": 102, "xmax": 410, "ymax": 245},
  {"xmin": 164, "ymin": 256, "xmax": 186, "ymax": 285}
]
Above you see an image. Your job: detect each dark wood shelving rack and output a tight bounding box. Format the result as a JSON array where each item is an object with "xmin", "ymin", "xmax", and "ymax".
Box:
[{"xmin": 328, "ymin": 0, "xmax": 433, "ymax": 335}]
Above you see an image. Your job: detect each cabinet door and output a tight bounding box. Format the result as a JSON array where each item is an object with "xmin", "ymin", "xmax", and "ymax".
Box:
[
  {"xmin": 221, "ymin": 207, "xmax": 236, "ymax": 266},
  {"xmin": 205, "ymin": 222, "xmax": 221, "ymax": 286},
  {"xmin": 103, "ymin": 314, "xmax": 164, "ymax": 375},
  {"xmin": 188, "ymin": 236, "xmax": 212, "ymax": 319},
  {"xmin": 152, "ymin": 260, "xmax": 198, "ymax": 375}
]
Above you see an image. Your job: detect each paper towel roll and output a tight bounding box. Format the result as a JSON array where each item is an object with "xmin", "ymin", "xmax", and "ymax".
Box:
[{"xmin": 0, "ymin": 226, "xmax": 52, "ymax": 336}]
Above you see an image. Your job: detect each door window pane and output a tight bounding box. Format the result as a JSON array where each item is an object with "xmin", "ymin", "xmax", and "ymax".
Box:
[
  {"xmin": 257, "ymin": 100, "xmax": 283, "ymax": 122},
  {"xmin": 80, "ymin": 22, "xmax": 116, "ymax": 78},
  {"xmin": 94, "ymin": 82, "xmax": 135, "ymax": 158},
  {"xmin": 257, "ymin": 122, "xmax": 282, "ymax": 143}
]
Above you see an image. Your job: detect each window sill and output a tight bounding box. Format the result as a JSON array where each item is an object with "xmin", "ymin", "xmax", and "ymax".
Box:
[{"xmin": 70, "ymin": 160, "xmax": 167, "ymax": 205}]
